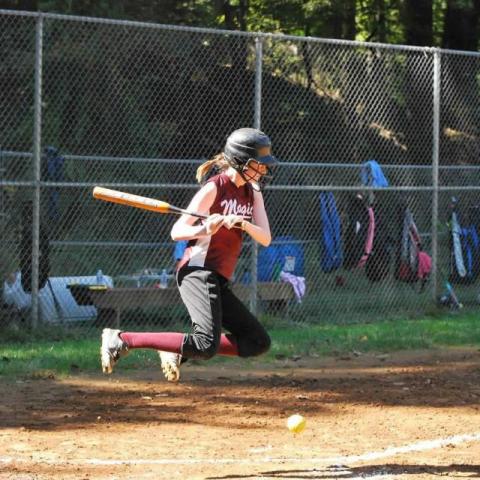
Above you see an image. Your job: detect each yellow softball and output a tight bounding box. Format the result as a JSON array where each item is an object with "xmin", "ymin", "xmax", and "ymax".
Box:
[{"xmin": 286, "ymin": 414, "xmax": 306, "ymax": 434}]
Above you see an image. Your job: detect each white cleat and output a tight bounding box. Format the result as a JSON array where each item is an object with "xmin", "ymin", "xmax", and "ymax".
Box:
[
  {"xmin": 158, "ymin": 351, "xmax": 182, "ymax": 382},
  {"xmin": 100, "ymin": 328, "xmax": 129, "ymax": 374}
]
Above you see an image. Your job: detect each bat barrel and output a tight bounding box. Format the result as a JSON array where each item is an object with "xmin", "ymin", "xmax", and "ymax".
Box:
[
  {"xmin": 92, "ymin": 186, "xmax": 207, "ymax": 218},
  {"xmin": 93, "ymin": 187, "xmax": 171, "ymax": 213}
]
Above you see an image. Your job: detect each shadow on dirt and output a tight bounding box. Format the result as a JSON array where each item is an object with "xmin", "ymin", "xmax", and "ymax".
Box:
[
  {"xmin": 2, "ymin": 349, "xmax": 479, "ymax": 431},
  {"xmin": 206, "ymin": 463, "xmax": 480, "ymax": 479}
]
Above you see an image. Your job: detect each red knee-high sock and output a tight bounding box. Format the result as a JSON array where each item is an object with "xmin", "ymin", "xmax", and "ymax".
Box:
[
  {"xmin": 120, "ymin": 332, "xmax": 184, "ymax": 353},
  {"xmin": 218, "ymin": 334, "xmax": 239, "ymax": 356},
  {"xmin": 120, "ymin": 332, "xmax": 238, "ymax": 356}
]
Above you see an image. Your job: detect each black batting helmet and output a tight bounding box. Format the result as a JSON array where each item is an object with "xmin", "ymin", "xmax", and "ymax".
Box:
[
  {"xmin": 224, "ymin": 128, "xmax": 277, "ymax": 167},
  {"xmin": 224, "ymin": 128, "xmax": 277, "ymax": 189}
]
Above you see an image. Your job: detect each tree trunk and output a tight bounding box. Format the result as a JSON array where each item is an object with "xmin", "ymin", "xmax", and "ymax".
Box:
[
  {"xmin": 404, "ymin": 0, "xmax": 432, "ymax": 46},
  {"xmin": 377, "ymin": 0, "xmax": 387, "ymax": 43},
  {"xmin": 302, "ymin": 24, "xmax": 314, "ymax": 89},
  {"xmin": 343, "ymin": 0, "xmax": 356, "ymax": 40},
  {"xmin": 221, "ymin": 1, "xmax": 236, "ymax": 30},
  {"xmin": 238, "ymin": 0, "xmax": 248, "ymax": 32},
  {"xmin": 442, "ymin": 0, "xmax": 479, "ymax": 50}
]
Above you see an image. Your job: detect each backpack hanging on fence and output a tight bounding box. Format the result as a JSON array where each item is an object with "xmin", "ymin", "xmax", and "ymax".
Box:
[
  {"xmin": 395, "ymin": 202, "xmax": 432, "ymax": 288},
  {"xmin": 319, "ymin": 192, "xmax": 343, "ymax": 272},
  {"xmin": 448, "ymin": 199, "xmax": 480, "ymax": 285},
  {"xmin": 364, "ymin": 200, "xmax": 391, "ymax": 283},
  {"xmin": 359, "ymin": 160, "xmax": 391, "ymax": 282},
  {"xmin": 343, "ymin": 193, "xmax": 370, "ymax": 270},
  {"xmin": 343, "ymin": 193, "xmax": 390, "ymax": 282}
]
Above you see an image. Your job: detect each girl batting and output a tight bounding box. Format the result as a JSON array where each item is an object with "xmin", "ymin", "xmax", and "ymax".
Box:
[{"xmin": 101, "ymin": 128, "xmax": 277, "ymax": 382}]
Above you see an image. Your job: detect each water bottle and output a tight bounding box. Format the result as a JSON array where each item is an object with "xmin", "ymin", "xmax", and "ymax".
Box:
[
  {"xmin": 272, "ymin": 263, "xmax": 282, "ymax": 281},
  {"xmin": 96, "ymin": 269, "xmax": 103, "ymax": 285},
  {"xmin": 159, "ymin": 269, "xmax": 169, "ymax": 289}
]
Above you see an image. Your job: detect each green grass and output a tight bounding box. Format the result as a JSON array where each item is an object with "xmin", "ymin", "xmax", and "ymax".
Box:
[
  {"xmin": 267, "ymin": 314, "xmax": 480, "ymax": 357},
  {"xmin": 1, "ymin": 312, "xmax": 479, "ymax": 378}
]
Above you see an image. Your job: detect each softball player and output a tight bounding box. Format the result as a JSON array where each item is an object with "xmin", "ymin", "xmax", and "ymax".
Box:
[{"xmin": 101, "ymin": 128, "xmax": 277, "ymax": 382}]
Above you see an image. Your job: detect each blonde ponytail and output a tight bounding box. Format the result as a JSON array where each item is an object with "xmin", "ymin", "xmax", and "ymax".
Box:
[{"xmin": 196, "ymin": 153, "xmax": 229, "ymax": 184}]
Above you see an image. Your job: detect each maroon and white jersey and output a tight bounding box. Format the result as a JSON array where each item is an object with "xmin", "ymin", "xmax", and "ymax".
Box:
[{"xmin": 178, "ymin": 173, "xmax": 254, "ymax": 280}]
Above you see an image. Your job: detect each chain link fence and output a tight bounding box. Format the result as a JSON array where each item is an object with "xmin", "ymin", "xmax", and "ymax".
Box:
[{"xmin": 1, "ymin": 10, "xmax": 480, "ymax": 334}]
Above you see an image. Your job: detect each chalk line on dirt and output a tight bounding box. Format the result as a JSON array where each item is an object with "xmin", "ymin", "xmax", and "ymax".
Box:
[{"xmin": 1, "ymin": 431, "xmax": 479, "ymax": 467}]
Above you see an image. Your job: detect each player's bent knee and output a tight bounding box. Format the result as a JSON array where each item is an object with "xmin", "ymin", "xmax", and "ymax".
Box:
[
  {"xmin": 241, "ymin": 334, "xmax": 271, "ymax": 357},
  {"xmin": 198, "ymin": 343, "xmax": 219, "ymax": 360},
  {"xmin": 194, "ymin": 337, "xmax": 220, "ymax": 360},
  {"xmin": 255, "ymin": 334, "xmax": 271, "ymax": 356},
  {"xmin": 182, "ymin": 335, "xmax": 220, "ymax": 360}
]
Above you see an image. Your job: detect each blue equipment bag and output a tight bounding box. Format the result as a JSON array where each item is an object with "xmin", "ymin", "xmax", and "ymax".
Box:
[
  {"xmin": 449, "ymin": 199, "xmax": 480, "ymax": 285},
  {"xmin": 319, "ymin": 192, "xmax": 343, "ymax": 272},
  {"xmin": 258, "ymin": 236, "xmax": 305, "ymax": 281}
]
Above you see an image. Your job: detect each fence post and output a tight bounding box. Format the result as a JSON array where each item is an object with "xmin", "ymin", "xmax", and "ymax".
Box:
[
  {"xmin": 249, "ymin": 36, "xmax": 263, "ymax": 314},
  {"xmin": 31, "ymin": 13, "xmax": 44, "ymax": 328},
  {"xmin": 431, "ymin": 48, "xmax": 441, "ymax": 304}
]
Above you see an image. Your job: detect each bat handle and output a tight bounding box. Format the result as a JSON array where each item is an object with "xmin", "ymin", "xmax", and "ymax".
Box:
[{"xmin": 190, "ymin": 212, "xmax": 208, "ymax": 220}]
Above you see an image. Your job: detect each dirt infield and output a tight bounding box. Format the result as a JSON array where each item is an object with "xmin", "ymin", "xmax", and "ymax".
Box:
[{"xmin": 1, "ymin": 348, "xmax": 480, "ymax": 480}]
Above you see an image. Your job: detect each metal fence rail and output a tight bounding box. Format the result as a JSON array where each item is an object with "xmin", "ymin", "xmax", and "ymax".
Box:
[{"xmin": 1, "ymin": 10, "xmax": 480, "ymax": 332}]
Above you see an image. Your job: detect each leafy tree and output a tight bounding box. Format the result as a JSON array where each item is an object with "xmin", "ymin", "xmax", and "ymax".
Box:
[{"xmin": 356, "ymin": 0, "xmax": 404, "ymax": 43}]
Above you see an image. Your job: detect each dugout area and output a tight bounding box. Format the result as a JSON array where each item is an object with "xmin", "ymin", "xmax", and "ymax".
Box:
[{"xmin": 1, "ymin": 347, "xmax": 479, "ymax": 480}]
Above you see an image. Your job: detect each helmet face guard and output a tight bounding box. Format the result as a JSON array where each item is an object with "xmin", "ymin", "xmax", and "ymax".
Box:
[
  {"xmin": 241, "ymin": 159, "xmax": 275, "ymax": 191},
  {"xmin": 224, "ymin": 128, "xmax": 278, "ymax": 191}
]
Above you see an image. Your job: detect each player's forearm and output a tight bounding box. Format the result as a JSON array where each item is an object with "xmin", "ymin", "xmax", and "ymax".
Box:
[
  {"xmin": 241, "ymin": 221, "xmax": 271, "ymax": 247},
  {"xmin": 171, "ymin": 222, "xmax": 210, "ymax": 241}
]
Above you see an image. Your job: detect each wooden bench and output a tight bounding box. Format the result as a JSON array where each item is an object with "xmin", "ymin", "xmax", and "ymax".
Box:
[{"xmin": 82, "ymin": 282, "xmax": 295, "ymax": 327}]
